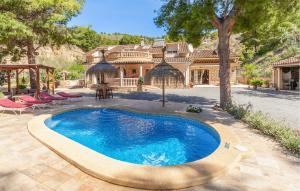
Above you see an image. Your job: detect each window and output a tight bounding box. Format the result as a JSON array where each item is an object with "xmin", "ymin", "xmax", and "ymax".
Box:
[
  {"xmin": 132, "ymin": 69, "xmax": 136, "ymax": 74},
  {"xmin": 167, "ymin": 50, "xmax": 177, "ymax": 54}
]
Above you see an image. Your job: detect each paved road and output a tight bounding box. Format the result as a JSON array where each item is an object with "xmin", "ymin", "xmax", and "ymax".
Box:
[{"xmin": 113, "ymin": 87, "xmax": 300, "ymax": 129}]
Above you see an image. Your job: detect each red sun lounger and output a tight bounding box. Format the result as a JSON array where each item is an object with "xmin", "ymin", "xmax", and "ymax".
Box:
[
  {"xmin": 19, "ymin": 95, "xmax": 52, "ymax": 109},
  {"xmin": 56, "ymin": 92, "xmax": 82, "ymax": 98},
  {"xmin": 40, "ymin": 92, "xmax": 67, "ymax": 101},
  {"xmin": 0, "ymin": 98, "xmax": 32, "ymax": 115}
]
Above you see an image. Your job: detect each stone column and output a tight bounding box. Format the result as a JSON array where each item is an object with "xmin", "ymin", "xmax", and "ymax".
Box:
[
  {"xmin": 194, "ymin": 69, "xmax": 198, "ymax": 84},
  {"xmin": 120, "ymin": 67, "xmax": 124, "ymax": 87},
  {"xmin": 185, "ymin": 66, "xmax": 190, "ymax": 86},
  {"xmin": 139, "ymin": 65, "xmax": 143, "ymax": 77},
  {"xmin": 277, "ymin": 68, "xmax": 282, "ymax": 90},
  {"xmin": 272, "ymin": 69, "xmax": 275, "ymax": 87}
]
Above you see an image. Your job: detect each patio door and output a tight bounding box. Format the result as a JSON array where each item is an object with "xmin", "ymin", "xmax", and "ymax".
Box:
[{"xmin": 191, "ymin": 69, "xmax": 209, "ymax": 85}]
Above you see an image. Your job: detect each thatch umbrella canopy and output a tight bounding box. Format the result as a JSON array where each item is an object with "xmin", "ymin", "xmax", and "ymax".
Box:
[
  {"xmin": 86, "ymin": 49, "xmax": 117, "ymax": 84},
  {"xmin": 145, "ymin": 47, "xmax": 185, "ymax": 107}
]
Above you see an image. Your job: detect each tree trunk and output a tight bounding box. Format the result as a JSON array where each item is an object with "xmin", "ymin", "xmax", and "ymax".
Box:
[
  {"xmin": 27, "ymin": 41, "xmax": 37, "ymax": 89},
  {"xmin": 218, "ymin": 21, "xmax": 232, "ymax": 109}
]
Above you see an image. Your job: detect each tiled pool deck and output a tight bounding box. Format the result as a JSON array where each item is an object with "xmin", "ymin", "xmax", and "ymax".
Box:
[{"xmin": 0, "ymin": 96, "xmax": 299, "ymax": 191}]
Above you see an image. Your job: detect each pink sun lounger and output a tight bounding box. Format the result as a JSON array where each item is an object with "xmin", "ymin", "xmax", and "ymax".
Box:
[
  {"xmin": 56, "ymin": 92, "xmax": 82, "ymax": 98},
  {"xmin": 19, "ymin": 95, "xmax": 52, "ymax": 109},
  {"xmin": 0, "ymin": 98, "xmax": 32, "ymax": 115},
  {"xmin": 40, "ymin": 92, "xmax": 67, "ymax": 101}
]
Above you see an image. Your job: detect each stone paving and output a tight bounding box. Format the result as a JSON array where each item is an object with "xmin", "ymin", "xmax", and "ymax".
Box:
[{"xmin": 0, "ymin": 94, "xmax": 299, "ymax": 191}]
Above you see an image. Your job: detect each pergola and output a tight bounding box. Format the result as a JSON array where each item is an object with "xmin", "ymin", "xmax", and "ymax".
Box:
[{"xmin": 0, "ymin": 64, "xmax": 55, "ymax": 96}]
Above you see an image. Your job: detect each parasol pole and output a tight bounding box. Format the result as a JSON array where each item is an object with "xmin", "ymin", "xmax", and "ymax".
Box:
[
  {"xmin": 162, "ymin": 46, "xmax": 166, "ymax": 107},
  {"xmin": 162, "ymin": 70, "xmax": 165, "ymax": 107}
]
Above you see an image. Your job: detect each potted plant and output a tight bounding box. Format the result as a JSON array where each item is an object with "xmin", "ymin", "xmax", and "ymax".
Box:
[
  {"xmin": 186, "ymin": 105, "xmax": 202, "ymax": 113},
  {"xmin": 262, "ymin": 80, "xmax": 270, "ymax": 88},
  {"xmin": 250, "ymin": 79, "xmax": 263, "ymax": 90},
  {"xmin": 137, "ymin": 76, "xmax": 144, "ymax": 92}
]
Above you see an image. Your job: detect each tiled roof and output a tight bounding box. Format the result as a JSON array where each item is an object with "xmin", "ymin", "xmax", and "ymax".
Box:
[
  {"xmin": 149, "ymin": 42, "xmax": 190, "ymax": 54},
  {"xmin": 152, "ymin": 57, "xmax": 191, "ymax": 64},
  {"xmin": 272, "ymin": 56, "xmax": 300, "ymax": 67},
  {"xmin": 191, "ymin": 49, "xmax": 238, "ymax": 58}
]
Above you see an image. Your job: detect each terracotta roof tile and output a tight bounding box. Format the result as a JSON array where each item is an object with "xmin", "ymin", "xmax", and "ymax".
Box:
[
  {"xmin": 152, "ymin": 57, "xmax": 191, "ymax": 64},
  {"xmin": 272, "ymin": 56, "xmax": 300, "ymax": 67},
  {"xmin": 191, "ymin": 49, "xmax": 238, "ymax": 58}
]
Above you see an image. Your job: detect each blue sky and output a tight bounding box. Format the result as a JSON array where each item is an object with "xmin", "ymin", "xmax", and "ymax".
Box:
[{"xmin": 68, "ymin": 0, "xmax": 165, "ymax": 37}]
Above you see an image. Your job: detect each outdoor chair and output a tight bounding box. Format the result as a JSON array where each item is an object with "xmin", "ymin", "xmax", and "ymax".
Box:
[
  {"xmin": 0, "ymin": 98, "xmax": 32, "ymax": 115},
  {"xmin": 96, "ymin": 89, "xmax": 105, "ymax": 99},
  {"xmin": 19, "ymin": 95, "xmax": 52, "ymax": 109},
  {"xmin": 40, "ymin": 92, "xmax": 67, "ymax": 104},
  {"xmin": 106, "ymin": 88, "xmax": 113, "ymax": 99},
  {"xmin": 56, "ymin": 92, "xmax": 82, "ymax": 98}
]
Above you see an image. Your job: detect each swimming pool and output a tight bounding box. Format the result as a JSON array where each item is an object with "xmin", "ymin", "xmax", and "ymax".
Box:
[{"xmin": 45, "ymin": 108, "xmax": 220, "ymax": 166}]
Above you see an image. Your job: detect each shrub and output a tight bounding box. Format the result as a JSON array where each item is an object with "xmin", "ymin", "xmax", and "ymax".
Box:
[
  {"xmin": 250, "ymin": 78, "xmax": 264, "ymax": 87},
  {"xmin": 224, "ymin": 103, "xmax": 300, "ymax": 155},
  {"xmin": 263, "ymin": 80, "xmax": 270, "ymax": 87},
  {"xmin": 67, "ymin": 63, "xmax": 85, "ymax": 80},
  {"xmin": 0, "ymin": 92, "xmax": 4, "ymax": 98},
  {"xmin": 225, "ymin": 103, "xmax": 251, "ymax": 120},
  {"xmin": 18, "ymin": 84, "xmax": 27, "ymax": 89},
  {"xmin": 186, "ymin": 105, "xmax": 202, "ymax": 113},
  {"xmin": 244, "ymin": 112, "xmax": 300, "ymax": 155},
  {"xmin": 242, "ymin": 64, "xmax": 258, "ymax": 81},
  {"xmin": 138, "ymin": 77, "xmax": 144, "ymax": 85}
]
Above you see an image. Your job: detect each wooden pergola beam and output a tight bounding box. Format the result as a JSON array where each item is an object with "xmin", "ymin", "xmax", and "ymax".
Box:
[
  {"xmin": 51, "ymin": 69, "xmax": 55, "ymax": 95},
  {"xmin": 0, "ymin": 64, "xmax": 55, "ymax": 96},
  {"xmin": 16, "ymin": 69, "xmax": 19, "ymax": 94},
  {"xmin": 7, "ymin": 70, "xmax": 11, "ymax": 93}
]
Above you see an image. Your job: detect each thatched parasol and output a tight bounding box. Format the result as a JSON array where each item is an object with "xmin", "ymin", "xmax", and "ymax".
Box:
[
  {"xmin": 86, "ymin": 49, "xmax": 117, "ymax": 84},
  {"xmin": 145, "ymin": 47, "xmax": 184, "ymax": 107}
]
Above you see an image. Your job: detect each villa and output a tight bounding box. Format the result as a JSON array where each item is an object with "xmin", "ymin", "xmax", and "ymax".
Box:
[{"xmin": 85, "ymin": 40, "xmax": 240, "ymax": 87}]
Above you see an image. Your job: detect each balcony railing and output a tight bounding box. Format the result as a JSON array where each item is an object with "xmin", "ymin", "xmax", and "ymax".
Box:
[
  {"xmin": 109, "ymin": 51, "xmax": 151, "ymax": 59},
  {"xmin": 112, "ymin": 78, "xmax": 139, "ymax": 87}
]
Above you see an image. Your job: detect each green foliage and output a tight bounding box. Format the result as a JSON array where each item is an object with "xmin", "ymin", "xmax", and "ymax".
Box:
[
  {"xmin": 69, "ymin": 26, "xmax": 100, "ymax": 52},
  {"xmin": 0, "ymin": 0, "xmax": 84, "ymax": 61},
  {"xmin": 263, "ymin": 80, "xmax": 270, "ymax": 86},
  {"xmin": 244, "ymin": 112, "xmax": 300, "ymax": 155},
  {"xmin": 225, "ymin": 103, "xmax": 251, "ymax": 120},
  {"xmin": 18, "ymin": 84, "xmax": 27, "ymax": 89},
  {"xmin": 250, "ymin": 79, "xmax": 264, "ymax": 87},
  {"xmin": 242, "ymin": 64, "xmax": 258, "ymax": 80},
  {"xmin": 0, "ymin": 71, "xmax": 5, "ymax": 86},
  {"xmin": 225, "ymin": 103, "xmax": 300, "ymax": 155},
  {"xmin": 119, "ymin": 34, "xmax": 154, "ymax": 45},
  {"xmin": 0, "ymin": 91, "xmax": 4, "ymax": 98},
  {"xmin": 119, "ymin": 34, "xmax": 141, "ymax": 45},
  {"xmin": 37, "ymin": 55, "xmax": 84, "ymax": 80},
  {"xmin": 241, "ymin": 8, "xmax": 300, "ymax": 60},
  {"xmin": 138, "ymin": 76, "xmax": 144, "ymax": 85},
  {"xmin": 155, "ymin": 0, "xmax": 299, "ymax": 46},
  {"xmin": 67, "ymin": 63, "xmax": 85, "ymax": 80},
  {"xmin": 68, "ymin": 26, "xmax": 155, "ymax": 52},
  {"xmin": 186, "ymin": 105, "xmax": 202, "ymax": 113}
]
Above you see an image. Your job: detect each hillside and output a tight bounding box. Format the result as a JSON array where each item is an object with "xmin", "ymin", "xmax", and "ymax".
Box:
[{"xmin": 1, "ymin": 45, "xmax": 85, "ymax": 67}]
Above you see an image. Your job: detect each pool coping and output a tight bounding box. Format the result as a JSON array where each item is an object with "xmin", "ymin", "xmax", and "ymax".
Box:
[{"xmin": 27, "ymin": 106, "xmax": 241, "ymax": 190}]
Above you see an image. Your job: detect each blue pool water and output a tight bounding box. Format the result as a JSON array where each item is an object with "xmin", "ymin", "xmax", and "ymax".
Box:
[{"xmin": 45, "ymin": 108, "xmax": 220, "ymax": 166}]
